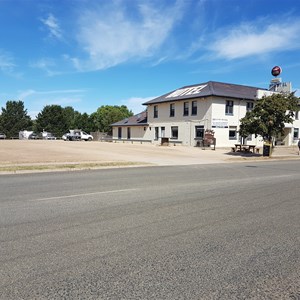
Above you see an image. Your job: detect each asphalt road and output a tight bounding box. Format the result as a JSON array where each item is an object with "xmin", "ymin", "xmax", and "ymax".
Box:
[{"xmin": 0, "ymin": 161, "xmax": 299, "ymax": 299}]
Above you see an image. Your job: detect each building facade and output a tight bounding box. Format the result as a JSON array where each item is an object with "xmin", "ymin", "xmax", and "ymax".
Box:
[{"xmin": 112, "ymin": 81, "xmax": 300, "ymax": 147}]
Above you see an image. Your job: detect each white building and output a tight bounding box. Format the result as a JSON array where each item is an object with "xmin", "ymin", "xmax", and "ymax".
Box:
[{"xmin": 112, "ymin": 81, "xmax": 300, "ymax": 147}]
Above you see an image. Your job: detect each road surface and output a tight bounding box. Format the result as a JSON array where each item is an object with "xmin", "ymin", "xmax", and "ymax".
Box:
[{"xmin": 0, "ymin": 161, "xmax": 299, "ymax": 299}]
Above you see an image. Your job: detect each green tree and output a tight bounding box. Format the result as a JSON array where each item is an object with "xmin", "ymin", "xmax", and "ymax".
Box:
[
  {"xmin": 88, "ymin": 112, "xmax": 99, "ymax": 132},
  {"xmin": 35, "ymin": 105, "xmax": 69, "ymax": 137},
  {"xmin": 239, "ymin": 93, "xmax": 299, "ymax": 143},
  {"xmin": 0, "ymin": 100, "xmax": 32, "ymax": 138},
  {"xmin": 73, "ymin": 112, "xmax": 94, "ymax": 132},
  {"xmin": 63, "ymin": 106, "xmax": 77, "ymax": 129},
  {"xmin": 94, "ymin": 105, "xmax": 133, "ymax": 134}
]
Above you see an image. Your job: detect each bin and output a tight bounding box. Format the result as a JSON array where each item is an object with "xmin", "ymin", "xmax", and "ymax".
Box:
[{"xmin": 263, "ymin": 143, "xmax": 271, "ymax": 156}]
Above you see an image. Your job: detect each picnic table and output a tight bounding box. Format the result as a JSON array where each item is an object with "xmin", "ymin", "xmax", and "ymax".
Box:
[{"xmin": 234, "ymin": 144, "xmax": 256, "ymax": 153}]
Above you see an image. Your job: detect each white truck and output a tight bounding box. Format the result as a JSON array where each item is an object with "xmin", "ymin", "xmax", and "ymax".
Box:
[{"xmin": 62, "ymin": 130, "xmax": 93, "ymax": 141}]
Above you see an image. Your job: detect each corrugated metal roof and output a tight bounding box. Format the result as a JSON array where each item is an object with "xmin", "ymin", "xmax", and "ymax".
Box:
[
  {"xmin": 143, "ymin": 81, "xmax": 266, "ymax": 105},
  {"xmin": 112, "ymin": 111, "xmax": 148, "ymax": 126}
]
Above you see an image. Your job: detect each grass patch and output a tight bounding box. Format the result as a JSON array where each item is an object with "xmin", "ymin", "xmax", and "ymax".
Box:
[{"xmin": 0, "ymin": 161, "xmax": 148, "ymax": 173}]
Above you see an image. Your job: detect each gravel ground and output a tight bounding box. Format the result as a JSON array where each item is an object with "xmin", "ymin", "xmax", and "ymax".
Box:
[{"xmin": 0, "ymin": 140, "xmax": 299, "ymax": 172}]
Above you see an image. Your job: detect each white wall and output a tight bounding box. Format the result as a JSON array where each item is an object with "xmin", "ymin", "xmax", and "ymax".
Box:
[{"xmin": 113, "ymin": 95, "xmax": 299, "ymax": 147}]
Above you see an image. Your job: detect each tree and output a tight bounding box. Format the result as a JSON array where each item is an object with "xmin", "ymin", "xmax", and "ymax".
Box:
[
  {"xmin": 0, "ymin": 100, "xmax": 32, "ymax": 138},
  {"xmin": 35, "ymin": 105, "xmax": 69, "ymax": 137},
  {"xmin": 62, "ymin": 107, "xmax": 95, "ymax": 132},
  {"xmin": 239, "ymin": 92, "xmax": 299, "ymax": 143},
  {"xmin": 93, "ymin": 105, "xmax": 133, "ymax": 134},
  {"xmin": 63, "ymin": 106, "xmax": 77, "ymax": 129},
  {"xmin": 73, "ymin": 112, "xmax": 95, "ymax": 132}
]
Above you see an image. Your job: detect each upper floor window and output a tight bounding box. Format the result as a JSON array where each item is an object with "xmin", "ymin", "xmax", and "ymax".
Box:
[
  {"xmin": 225, "ymin": 100, "xmax": 234, "ymax": 115},
  {"xmin": 183, "ymin": 102, "xmax": 189, "ymax": 116},
  {"xmin": 295, "ymin": 110, "xmax": 299, "ymax": 120},
  {"xmin": 170, "ymin": 103, "xmax": 175, "ymax": 117},
  {"xmin": 192, "ymin": 101, "xmax": 197, "ymax": 115},
  {"xmin": 154, "ymin": 105, "xmax": 158, "ymax": 118},
  {"xmin": 246, "ymin": 102, "xmax": 254, "ymax": 112}
]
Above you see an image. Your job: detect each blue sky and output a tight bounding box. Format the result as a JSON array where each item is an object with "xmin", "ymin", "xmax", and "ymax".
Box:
[{"xmin": 1, "ymin": 0, "xmax": 300, "ymax": 118}]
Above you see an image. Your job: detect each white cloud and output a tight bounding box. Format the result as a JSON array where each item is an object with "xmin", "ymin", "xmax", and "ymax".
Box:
[
  {"xmin": 121, "ymin": 96, "xmax": 154, "ymax": 114},
  {"xmin": 18, "ymin": 89, "xmax": 37, "ymax": 100},
  {"xmin": 0, "ymin": 49, "xmax": 16, "ymax": 72},
  {"xmin": 40, "ymin": 13, "xmax": 63, "ymax": 40},
  {"xmin": 30, "ymin": 58, "xmax": 60, "ymax": 76},
  {"xmin": 209, "ymin": 20, "xmax": 300, "ymax": 60},
  {"xmin": 71, "ymin": 1, "xmax": 184, "ymax": 71},
  {"xmin": 18, "ymin": 89, "xmax": 85, "ymax": 118},
  {"xmin": 18, "ymin": 89, "xmax": 85, "ymax": 100}
]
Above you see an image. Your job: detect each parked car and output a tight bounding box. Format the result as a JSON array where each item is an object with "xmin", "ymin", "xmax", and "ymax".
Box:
[
  {"xmin": 62, "ymin": 130, "xmax": 93, "ymax": 141},
  {"xmin": 0, "ymin": 132, "xmax": 6, "ymax": 139},
  {"xmin": 28, "ymin": 132, "xmax": 39, "ymax": 139},
  {"xmin": 45, "ymin": 133, "xmax": 56, "ymax": 140},
  {"xmin": 42, "ymin": 131, "xmax": 56, "ymax": 140}
]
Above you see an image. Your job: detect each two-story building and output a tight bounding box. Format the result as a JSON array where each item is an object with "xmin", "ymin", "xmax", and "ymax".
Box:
[{"xmin": 112, "ymin": 80, "xmax": 300, "ymax": 147}]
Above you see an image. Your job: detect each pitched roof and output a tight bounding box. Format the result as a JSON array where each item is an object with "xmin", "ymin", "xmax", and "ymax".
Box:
[
  {"xmin": 112, "ymin": 111, "xmax": 148, "ymax": 126},
  {"xmin": 143, "ymin": 81, "xmax": 266, "ymax": 105}
]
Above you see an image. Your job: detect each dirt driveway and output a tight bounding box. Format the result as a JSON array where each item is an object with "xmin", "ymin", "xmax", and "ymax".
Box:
[
  {"xmin": 0, "ymin": 140, "xmax": 298, "ymax": 173},
  {"xmin": 0, "ymin": 140, "xmax": 228, "ymax": 165}
]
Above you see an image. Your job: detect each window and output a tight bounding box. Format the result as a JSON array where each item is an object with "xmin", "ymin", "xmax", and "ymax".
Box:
[
  {"xmin": 154, "ymin": 105, "xmax": 158, "ymax": 118},
  {"xmin": 294, "ymin": 128, "xmax": 299, "ymax": 139},
  {"xmin": 192, "ymin": 101, "xmax": 197, "ymax": 115},
  {"xmin": 229, "ymin": 126, "xmax": 237, "ymax": 140},
  {"xmin": 155, "ymin": 127, "xmax": 159, "ymax": 140},
  {"xmin": 170, "ymin": 103, "xmax": 175, "ymax": 117},
  {"xmin": 247, "ymin": 102, "xmax": 254, "ymax": 112},
  {"xmin": 183, "ymin": 102, "xmax": 189, "ymax": 116},
  {"xmin": 195, "ymin": 126, "xmax": 204, "ymax": 139},
  {"xmin": 127, "ymin": 127, "xmax": 131, "ymax": 139},
  {"xmin": 118, "ymin": 127, "xmax": 122, "ymax": 139},
  {"xmin": 161, "ymin": 127, "xmax": 165, "ymax": 137},
  {"xmin": 225, "ymin": 100, "xmax": 234, "ymax": 115},
  {"xmin": 171, "ymin": 126, "xmax": 178, "ymax": 139},
  {"xmin": 295, "ymin": 110, "xmax": 299, "ymax": 120}
]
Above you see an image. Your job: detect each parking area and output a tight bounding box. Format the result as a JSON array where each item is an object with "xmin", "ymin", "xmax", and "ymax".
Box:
[{"xmin": 0, "ymin": 140, "xmax": 299, "ymax": 172}]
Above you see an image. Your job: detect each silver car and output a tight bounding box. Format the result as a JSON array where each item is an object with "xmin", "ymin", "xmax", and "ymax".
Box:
[{"xmin": 0, "ymin": 132, "xmax": 6, "ymax": 139}]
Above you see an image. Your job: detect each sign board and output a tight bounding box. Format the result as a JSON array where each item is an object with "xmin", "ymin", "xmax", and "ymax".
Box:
[
  {"xmin": 204, "ymin": 129, "xmax": 215, "ymax": 147},
  {"xmin": 212, "ymin": 119, "xmax": 228, "ymax": 128}
]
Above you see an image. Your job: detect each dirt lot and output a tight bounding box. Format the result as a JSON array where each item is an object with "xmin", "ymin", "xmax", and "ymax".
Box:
[{"xmin": 0, "ymin": 140, "xmax": 299, "ymax": 173}]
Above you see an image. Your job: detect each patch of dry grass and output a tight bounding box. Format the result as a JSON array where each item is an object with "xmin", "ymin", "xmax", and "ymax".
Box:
[{"xmin": 0, "ymin": 161, "xmax": 149, "ymax": 173}]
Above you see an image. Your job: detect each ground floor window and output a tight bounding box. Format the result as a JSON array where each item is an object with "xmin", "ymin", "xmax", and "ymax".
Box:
[
  {"xmin": 118, "ymin": 127, "xmax": 122, "ymax": 139},
  {"xmin": 294, "ymin": 128, "xmax": 299, "ymax": 139},
  {"xmin": 155, "ymin": 127, "xmax": 159, "ymax": 140},
  {"xmin": 161, "ymin": 127, "xmax": 165, "ymax": 137},
  {"xmin": 229, "ymin": 126, "xmax": 237, "ymax": 140},
  {"xmin": 171, "ymin": 126, "xmax": 178, "ymax": 139},
  {"xmin": 127, "ymin": 127, "xmax": 131, "ymax": 139},
  {"xmin": 195, "ymin": 125, "xmax": 204, "ymax": 139}
]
